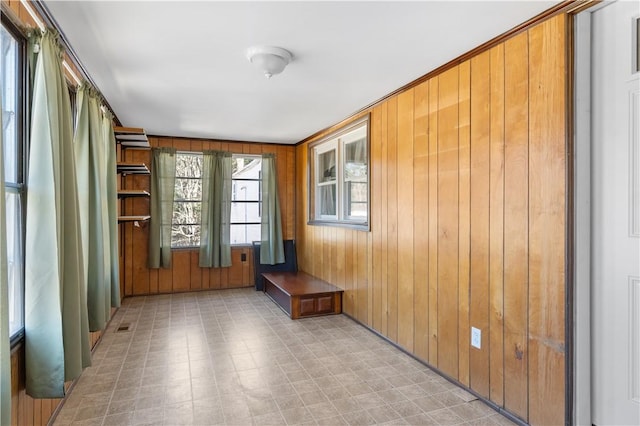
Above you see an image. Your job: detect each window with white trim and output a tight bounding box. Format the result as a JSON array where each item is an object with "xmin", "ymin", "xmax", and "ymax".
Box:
[
  {"xmin": 309, "ymin": 116, "xmax": 369, "ymax": 229},
  {"xmin": 170, "ymin": 153, "xmax": 262, "ymax": 247},
  {"xmin": 230, "ymin": 156, "xmax": 261, "ymax": 245}
]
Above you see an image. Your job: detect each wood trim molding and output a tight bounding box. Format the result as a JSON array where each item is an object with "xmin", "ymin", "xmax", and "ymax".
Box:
[
  {"xmin": 297, "ymin": 0, "xmax": 599, "ymax": 146},
  {"xmin": 147, "ymin": 134, "xmax": 296, "ymax": 147}
]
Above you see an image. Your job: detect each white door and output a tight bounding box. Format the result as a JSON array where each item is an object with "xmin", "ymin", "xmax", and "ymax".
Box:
[{"xmin": 592, "ymin": 1, "xmax": 640, "ymax": 425}]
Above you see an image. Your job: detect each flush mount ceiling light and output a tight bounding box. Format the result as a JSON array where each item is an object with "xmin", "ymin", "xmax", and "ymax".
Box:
[{"xmin": 246, "ymin": 46, "xmax": 293, "ymax": 79}]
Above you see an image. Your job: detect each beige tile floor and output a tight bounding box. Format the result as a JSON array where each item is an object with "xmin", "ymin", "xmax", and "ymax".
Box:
[{"xmin": 53, "ymin": 288, "xmax": 517, "ymax": 426}]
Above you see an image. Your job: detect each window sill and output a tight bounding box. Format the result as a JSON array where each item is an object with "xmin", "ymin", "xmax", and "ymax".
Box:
[
  {"xmin": 308, "ymin": 220, "xmax": 369, "ymax": 232},
  {"xmin": 170, "ymin": 245, "xmax": 254, "ymax": 251}
]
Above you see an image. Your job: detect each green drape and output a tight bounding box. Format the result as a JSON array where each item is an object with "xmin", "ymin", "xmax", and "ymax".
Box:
[
  {"xmin": 103, "ymin": 113, "xmax": 120, "ymax": 308},
  {"xmin": 149, "ymin": 147, "xmax": 176, "ymax": 268},
  {"xmin": 73, "ymin": 86, "xmax": 114, "ymax": 331},
  {"xmin": 0, "ymin": 89, "xmax": 12, "ymax": 426},
  {"xmin": 199, "ymin": 151, "xmax": 232, "ymax": 268},
  {"xmin": 260, "ymin": 154, "xmax": 284, "ymax": 265},
  {"xmin": 24, "ymin": 31, "xmax": 91, "ymax": 398}
]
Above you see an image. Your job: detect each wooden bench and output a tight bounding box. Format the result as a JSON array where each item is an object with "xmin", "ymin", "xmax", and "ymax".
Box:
[{"xmin": 262, "ymin": 271, "xmax": 343, "ymax": 319}]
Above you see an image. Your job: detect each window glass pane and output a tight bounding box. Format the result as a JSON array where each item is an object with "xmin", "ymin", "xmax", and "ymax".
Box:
[
  {"xmin": 319, "ymin": 184, "xmax": 336, "ymax": 216},
  {"xmin": 175, "ymin": 154, "xmax": 202, "ymax": 178},
  {"xmin": 174, "ymin": 178, "xmax": 201, "ymax": 201},
  {"xmin": 172, "ymin": 201, "xmax": 201, "ymax": 225},
  {"xmin": 345, "ymin": 181, "xmax": 367, "ymax": 219},
  {"xmin": 318, "ymin": 150, "xmax": 336, "ymax": 183},
  {"xmin": 1, "ymin": 25, "xmax": 18, "ymax": 183},
  {"xmin": 232, "ymin": 157, "xmax": 261, "ymax": 178},
  {"xmin": 171, "ymin": 224, "xmax": 200, "ymax": 248},
  {"xmin": 344, "ymin": 138, "xmax": 367, "ymax": 180},
  {"xmin": 231, "ymin": 202, "xmax": 260, "ymax": 224},
  {"xmin": 232, "ymin": 179, "xmax": 260, "ymax": 201},
  {"xmin": 230, "ymin": 224, "xmax": 261, "ymax": 245},
  {"xmin": 230, "ymin": 156, "xmax": 262, "ymax": 246},
  {"xmin": 5, "ymin": 191, "xmax": 23, "ymax": 336}
]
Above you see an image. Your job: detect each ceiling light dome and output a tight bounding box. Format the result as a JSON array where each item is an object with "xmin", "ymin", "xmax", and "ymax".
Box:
[{"xmin": 246, "ymin": 46, "xmax": 293, "ymax": 79}]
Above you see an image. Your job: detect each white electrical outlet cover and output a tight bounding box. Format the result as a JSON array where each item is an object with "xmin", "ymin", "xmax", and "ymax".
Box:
[{"xmin": 471, "ymin": 327, "xmax": 481, "ymax": 349}]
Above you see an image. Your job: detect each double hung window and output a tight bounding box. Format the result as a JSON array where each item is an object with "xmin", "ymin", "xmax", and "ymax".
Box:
[
  {"xmin": 230, "ymin": 156, "xmax": 261, "ymax": 245},
  {"xmin": 309, "ymin": 116, "xmax": 369, "ymax": 229},
  {"xmin": 172, "ymin": 152, "xmax": 203, "ymax": 248},
  {"xmin": 170, "ymin": 152, "xmax": 262, "ymax": 247}
]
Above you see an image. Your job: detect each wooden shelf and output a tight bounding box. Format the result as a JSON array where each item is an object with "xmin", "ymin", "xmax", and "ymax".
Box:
[
  {"xmin": 114, "ymin": 126, "xmax": 150, "ymax": 149},
  {"xmin": 117, "ymin": 162, "xmax": 150, "ymax": 175},
  {"xmin": 118, "ymin": 215, "xmax": 150, "ymax": 224},
  {"xmin": 117, "ymin": 189, "xmax": 150, "ymax": 198}
]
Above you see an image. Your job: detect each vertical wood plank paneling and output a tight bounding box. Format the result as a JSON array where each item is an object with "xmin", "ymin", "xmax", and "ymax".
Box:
[
  {"xmin": 503, "ymin": 31, "xmax": 530, "ymax": 420},
  {"xmin": 357, "ymin": 230, "xmax": 368, "ymax": 324},
  {"xmin": 372, "ymin": 105, "xmax": 383, "ymax": 333},
  {"xmin": 286, "ymin": 149, "xmax": 296, "ymax": 240},
  {"xmin": 190, "ymin": 251, "xmax": 202, "ymax": 290},
  {"xmin": 228, "ymin": 249, "xmax": 244, "ymax": 287},
  {"xmin": 386, "ymin": 97, "xmax": 399, "ymax": 343},
  {"xmin": 397, "ymin": 89, "xmax": 415, "ymax": 351},
  {"xmin": 437, "ymin": 66, "xmax": 460, "ymax": 378},
  {"xmin": 458, "ymin": 60, "xmax": 472, "ymax": 387},
  {"xmin": 527, "ymin": 15, "xmax": 566, "ymax": 426},
  {"xmin": 489, "ymin": 43, "xmax": 506, "ymax": 405},
  {"xmin": 296, "ymin": 144, "xmax": 308, "ymax": 272},
  {"xmin": 327, "ymin": 226, "xmax": 338, "ymax": 283},
  {"xmin": 344, "ymin": 229, "xmax": 355, "ymax": 315},
  {"xmin": 380, "ymin": 102, "xmax": 389, "ymax": 336},
  {"xmin": 172, "ymin": 251, "xmax": 192, "ymax": 291},
  {"xmin": 336, "ymin": 227, "xmax": 346, "ymax": 293},
  {"xmin": 413, "ymin": 81, "xmax": 430, "ymax": 361},
  {"xmin": 427, "ymin": 77, "xmax": 439, "ymax": 365},
  {"xmin": 321, "ymin": 227, "xmax": 329, "ymax": 282},
  {"xmin": 469, "ymin": 50, "xmax": 491, "ymax": 398}
]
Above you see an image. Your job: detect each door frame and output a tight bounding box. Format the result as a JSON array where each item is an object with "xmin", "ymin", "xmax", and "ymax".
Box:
[
  {"xmin": 572, "ymin": 8, "xmax": 594, "ymax": 425},
  {"xmin": 572, "ymin": 2, "xmax": 631, "ymax": 424}
]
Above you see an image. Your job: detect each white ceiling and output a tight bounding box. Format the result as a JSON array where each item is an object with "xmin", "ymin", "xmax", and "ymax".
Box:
[{"xmin": 43, "ymin": 1, "xmax": 559, "ymax": 144}]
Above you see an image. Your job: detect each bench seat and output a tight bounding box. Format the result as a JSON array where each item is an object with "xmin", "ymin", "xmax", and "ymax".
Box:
[{"xmin": 262, "ymin": 271, "xmax": 343, "ymax": 319}]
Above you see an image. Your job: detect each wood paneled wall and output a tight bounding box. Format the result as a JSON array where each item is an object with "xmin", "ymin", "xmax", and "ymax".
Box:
[
  {"xmin": 120, "ymin": 137, "xmax": 296, "ymax": 296},
  {"xmin": 296, "ymin": 15, "xmax": 568, "ymax": 425}
]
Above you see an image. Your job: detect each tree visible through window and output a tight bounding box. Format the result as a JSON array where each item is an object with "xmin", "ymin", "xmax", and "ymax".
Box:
[{"xmin": 171, "ymin": 153, "xmax": 262, "ymax": 247}]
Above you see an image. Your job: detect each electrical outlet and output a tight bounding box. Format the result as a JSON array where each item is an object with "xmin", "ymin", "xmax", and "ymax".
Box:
[{"xmin": 471, "ymin": 327, "xmax": 481, "ymax": 349}]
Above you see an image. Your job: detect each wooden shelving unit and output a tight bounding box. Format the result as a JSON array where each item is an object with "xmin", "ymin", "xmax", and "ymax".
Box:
[
  {"xmin": 116, "ymin": 126, "xmax": 151, "ymax": 224},
  {"xmin": 117, "ymin": 162, "xmax": 150, "ymax": 175},
  {"xmin": 118, "ymin": 215, "xmax": 151, "ymax": 224},
  {"xmin": 117, "ymin": 189, "xmax": 150, "ymax": 199},
  {"xmin": 114, "ymin": 126, "xmax": 150, "ymax": 149}
]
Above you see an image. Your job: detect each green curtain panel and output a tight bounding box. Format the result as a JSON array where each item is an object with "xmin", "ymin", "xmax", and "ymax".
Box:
[
  {"xmin": 73, "ymin": 86, "xmax": 112, "ymax": 331},
  {"xmin": 149, "ymin": 147, "xmax": 176, "ymax": 268},
  {"xmin": 199, "ymin": 151, "xmax": 232, "ymax": 268},
  {"xmin": 24, "ymin": 31, "xmax": 91, "ymax": 398},
  {"xmin": 103, "ymin": 112, "xmax": 120, "ymax": 308},
  {"xmin": 260, "ymin": 154, "xmax": 285, "ymax": 265},
  {"xmin": 0, "ymin": 89, "xmax": 11, "ymax": 426}
]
